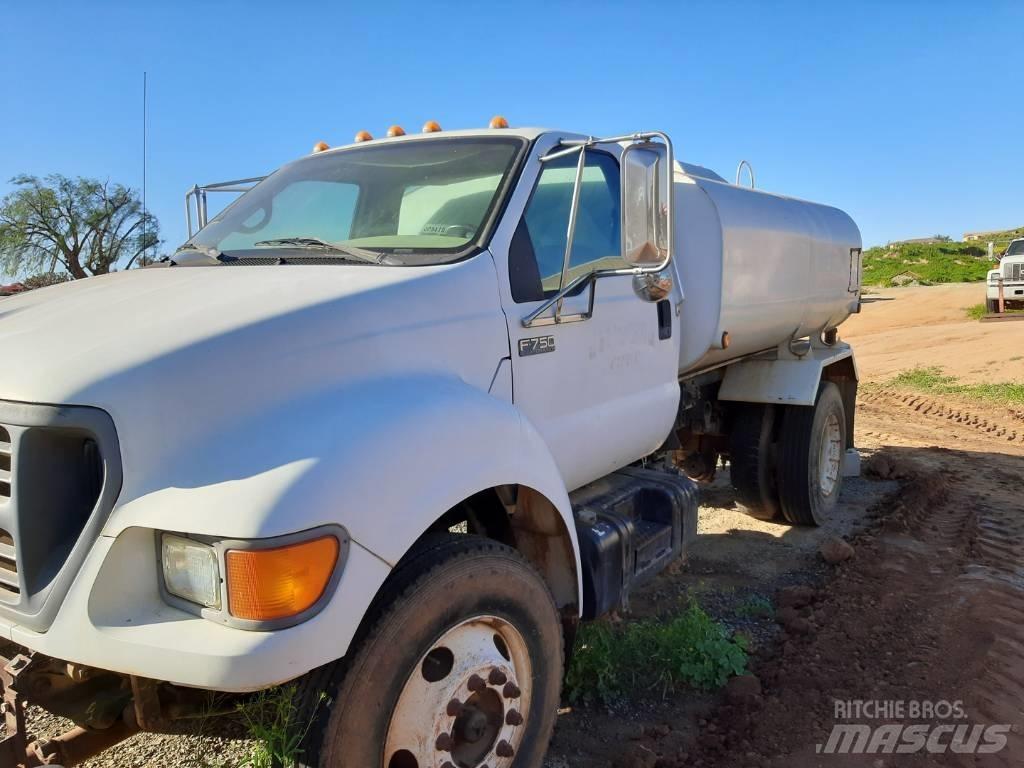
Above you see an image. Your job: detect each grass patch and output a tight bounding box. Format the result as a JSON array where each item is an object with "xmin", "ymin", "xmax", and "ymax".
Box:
[
  {"xmin": 887, "ymin": 366, "xmax": 1024, "ymax": 406},
  {"xmin": 734, "ymin": 594, "xmax": 774, "ymax": 619},
  {"xmin": 237, "ymin": 686, "xmax": 326, "ymax": 768},
  {"xmin": 965, "ymin": 303, "xmax": 988, "ymax": 320},
  {"xmin": 965, "ymin": 303, "xmax": 1024, "ymax": 320},
  {"xmin": 565, "ymin": 600, "xmax": 748, "ymax": 705}
]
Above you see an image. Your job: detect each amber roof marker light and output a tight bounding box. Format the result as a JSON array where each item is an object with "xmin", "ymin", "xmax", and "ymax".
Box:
[
  {"xmin": 386, "ymin": 125, "xmax": 406, "ymax": 137},
  {"xmin": 311, "ymin": 141, "xmax": 330, "ymax": 153},
  {"xmin": 422, "ymin": 120, "xmax": 442, "ymax": 133},
  {"xmin": 489, "ymin": 115, "xmax": 509, "ymax": 129},
  {"xmin": 354, "ymin": 130, "xmax": 373, "ymax": 143}
]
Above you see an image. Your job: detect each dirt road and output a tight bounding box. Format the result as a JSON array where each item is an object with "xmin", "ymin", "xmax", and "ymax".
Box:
[{"xmin": 843, "ymin": 283, "xmax": 1024, "ymax": 384}]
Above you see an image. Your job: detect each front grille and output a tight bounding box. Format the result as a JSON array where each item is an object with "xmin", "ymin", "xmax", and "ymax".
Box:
[
  {"xmin": 1005, "ymin": 263, "xmax": 1024, "ymax": 281},
  {"xmin": 0, "ymin": 530, "xmax": 18, "ymax": 599},
  {"xmin": 0, "ymin": 402, "xmax": 121, "ymax": 632},
  {"xmin": 0, "ymin": 427, "xmax": 10, "ymax": 499}
]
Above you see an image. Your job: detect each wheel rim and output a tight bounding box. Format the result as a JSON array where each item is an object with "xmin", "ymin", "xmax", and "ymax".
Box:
[
  {"xmin": 818, "ymin": 411, "xmax": 843, "ymax": 497},
  {"xmin": 383, "ymin": 616, "xmax": 532, "ymax": 768}
]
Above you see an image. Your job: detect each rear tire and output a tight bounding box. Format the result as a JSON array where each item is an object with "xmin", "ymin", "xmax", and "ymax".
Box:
[
  {"xmin": 295, "ymin": 534, "xmax": 564, "ymax": 768},
  {"xmin": 729, "ymin": 404, "xmax": 782, "ymax": 521},
  {"xmin": 777, "ymin": 382, "xmax": 846, "ymax": 526}
]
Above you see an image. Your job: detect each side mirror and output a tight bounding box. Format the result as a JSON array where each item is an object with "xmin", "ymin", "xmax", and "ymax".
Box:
[{"xmin": 621, "ymin": 142, "xmax": 670, "ymax": 267}]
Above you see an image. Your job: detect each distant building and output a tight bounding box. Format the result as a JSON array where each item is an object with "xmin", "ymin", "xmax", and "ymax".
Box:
[{"xmin": 964, "ymin": 230, "xmax": 1004, "ymax": 242}]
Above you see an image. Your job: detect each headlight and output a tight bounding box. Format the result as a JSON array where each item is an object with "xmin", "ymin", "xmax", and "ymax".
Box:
[{"xmin": 161, "ymin": 534, "xmax": 222, "ymax": 610}]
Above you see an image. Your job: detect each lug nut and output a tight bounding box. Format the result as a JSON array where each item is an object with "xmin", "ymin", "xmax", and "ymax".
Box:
[
  {"xmin": 467, "ymin": 674, "xmax": 486, "ymax": 692},
  {"xmin": 488, "ymin": 668, "xmax": 507, "ymax": 686},
  {"xmin": 496, "ymin": 740, "xmax": 515, "ymax": 758},
  {"xmin": 502, "ymin": 682, "xmax": 521, "ymax": 699},
  {"xmin": 435, "ymin": 732, "xmax": 454, "ymax": 752},
  {"xmin": 446, "ymin": 698, "xmax": 463, "ymax": 717},
  {"xmin": 506, "ymin": 709, "xmax": 524, "ymax": 726}
]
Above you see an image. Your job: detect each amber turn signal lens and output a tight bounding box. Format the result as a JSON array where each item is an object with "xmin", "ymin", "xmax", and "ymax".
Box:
[
  {"xmin": 312, "ymin": 141, "xmax": 330, "ymax": 153},
  {"xmin": 226, "ymin": 536, "xmax": 339, "ymax": 622},
  {"xmin": 386, "ymin": 125, "xmax": 406, "ymax": 137},
  {"xmin": 489, "ymin": 115, "xmax": 509, "ymax": 129}
]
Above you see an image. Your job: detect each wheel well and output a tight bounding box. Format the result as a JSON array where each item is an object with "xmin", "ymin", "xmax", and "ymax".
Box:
[{"xmin": 421, "ymin": 485, "xmax": 580, "ymax": 641}]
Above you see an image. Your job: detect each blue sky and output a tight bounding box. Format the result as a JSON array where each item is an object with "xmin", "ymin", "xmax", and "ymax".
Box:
[{"xmin": 1, "ymin": 0, "xmax": 1021, "ymax": 273}]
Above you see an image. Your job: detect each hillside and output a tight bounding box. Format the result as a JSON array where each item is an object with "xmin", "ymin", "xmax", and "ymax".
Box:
[{"xmin": 862, "ymin": 242, "xmax": 993, "ymax": 286}]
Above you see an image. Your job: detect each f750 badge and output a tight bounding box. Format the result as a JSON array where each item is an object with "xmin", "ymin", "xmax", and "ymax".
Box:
[{"xmin": 518, "ymin": 335, "xmax": 555, "ymax": 357}]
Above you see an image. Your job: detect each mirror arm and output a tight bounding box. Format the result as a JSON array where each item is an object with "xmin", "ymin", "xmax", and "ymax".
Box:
[
  {"xmin": 555, "ymin": 145, "xmax": 589, "ymax": 317},
  {"xmin": 521, "ymin": 266, "xmax": 642, "ymax": 328}
]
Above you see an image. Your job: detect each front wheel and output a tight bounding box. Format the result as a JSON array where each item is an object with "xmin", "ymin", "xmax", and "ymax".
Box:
[
  {"xmin": 298, "ymin": 535, "xmax": 564, "ymax": 768},
  {"xmin": 776, "ymin": 382, "xmax": 847, "ymax": 526}
]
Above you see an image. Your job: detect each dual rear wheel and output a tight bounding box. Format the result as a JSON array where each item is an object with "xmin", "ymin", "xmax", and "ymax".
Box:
[{"xmin": 729, "ymin": 381, "xmax": 847, "ymax": 526}]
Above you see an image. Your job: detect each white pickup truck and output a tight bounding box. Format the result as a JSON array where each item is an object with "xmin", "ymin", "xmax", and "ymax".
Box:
[
  {"xmin": 0, "ymin": 122, "xmax": 861, "ymax": 768},
  {"xmin": 987, "ymin": 238, "xmax": 1024, "ymax": 313}
]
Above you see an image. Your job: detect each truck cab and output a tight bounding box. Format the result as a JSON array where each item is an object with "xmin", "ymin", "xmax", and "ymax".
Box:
[
  {"xmin": 0, "ymin": 123, "xmax": 861, "ymax": 768},
  {"xmin": 988, "ymin": 238, "xmax": 1024, "ymax": 312}
]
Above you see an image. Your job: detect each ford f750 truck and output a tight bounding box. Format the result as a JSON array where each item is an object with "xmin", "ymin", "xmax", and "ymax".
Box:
[{"xmin": 0, "ymin": 121, "xmax": 861, "ymax": 768}]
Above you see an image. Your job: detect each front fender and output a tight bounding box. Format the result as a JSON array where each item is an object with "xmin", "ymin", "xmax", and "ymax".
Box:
[{"xmin": 104, "ymin": 372, "xmax": 581, "ymax": 605}]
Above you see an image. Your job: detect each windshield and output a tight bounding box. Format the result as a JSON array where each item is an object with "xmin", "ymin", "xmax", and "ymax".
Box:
[
  {"xmin": 1006, "ymin": 240, "xmax": 1024, "ymax": 257},
  {"xmin": 184, "ymin": 136, "xmax": 526, "ymax": 265}
]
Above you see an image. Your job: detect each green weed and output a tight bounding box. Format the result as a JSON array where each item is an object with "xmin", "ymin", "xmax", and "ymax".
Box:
[
  {"xmin": 565, "ymin": 601, "xmax": 748, "ymax": 705},
  {"xmin": 237, "ymin": 686, "xmax": 326, "ymax": 768}
]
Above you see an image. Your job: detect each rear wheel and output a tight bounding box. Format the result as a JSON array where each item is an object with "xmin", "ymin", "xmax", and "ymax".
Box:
[
  {"xmin": 776, "ymin": 382, "xmax": 846, "ymax": 526},
  {"xmin": 728, "ymin": 404, "xmax": 782, "ymax": 521},
  {"xmin": 297, "ymin": 534, "xmax": 563, "ymax": 768}
]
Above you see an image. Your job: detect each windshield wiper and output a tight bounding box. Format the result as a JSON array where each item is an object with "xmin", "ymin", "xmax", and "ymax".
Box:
[{"xmin": 253, "ymin": 237, "xmax": 388, "ymax": 265}]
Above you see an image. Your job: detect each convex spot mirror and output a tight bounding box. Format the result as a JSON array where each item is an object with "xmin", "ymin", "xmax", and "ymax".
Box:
[{"xmin": 621, "ymin": 142, "xmax": 669, "ymax": 267}]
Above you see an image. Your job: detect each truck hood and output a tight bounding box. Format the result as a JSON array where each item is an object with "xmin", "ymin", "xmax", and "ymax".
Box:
[{"xmin": 0, "ymin": 260, "xmax": 510, "ymax": 477}]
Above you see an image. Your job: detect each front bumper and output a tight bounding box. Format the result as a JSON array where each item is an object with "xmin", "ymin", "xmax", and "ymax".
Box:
[{"xmin": 987, "ymin": 281, "xmax": 1024, "ymax": 300}]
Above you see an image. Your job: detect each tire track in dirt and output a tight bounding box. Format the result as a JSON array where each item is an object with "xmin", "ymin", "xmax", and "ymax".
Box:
[{"xmin": 859, "ymin": 388, "xmax": 1024, "ymax": 445}]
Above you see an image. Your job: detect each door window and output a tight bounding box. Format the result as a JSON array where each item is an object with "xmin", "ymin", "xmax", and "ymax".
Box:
[{"xmin": 510, "ymin": 150, "xmax": 623, "ymax": 302}]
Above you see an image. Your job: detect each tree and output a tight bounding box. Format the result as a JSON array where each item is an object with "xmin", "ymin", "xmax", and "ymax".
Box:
[{"xmin": 0, "ymin": 174, "xmax": 159, "ymax": 279}]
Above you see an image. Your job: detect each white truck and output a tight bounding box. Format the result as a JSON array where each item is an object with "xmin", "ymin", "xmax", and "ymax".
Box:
[
  {"xmin": 0, "ymin": 122, "xmax": 862, "ymax": 768},
  {"xmin": 987, "ymin": 238, "xmax": 1024, "ymax": 313}
]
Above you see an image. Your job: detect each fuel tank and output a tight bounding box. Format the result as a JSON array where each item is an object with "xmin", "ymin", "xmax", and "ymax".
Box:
[{"xmin": 670, "ymin": 163, "xmax": 862, "ymax": 376}]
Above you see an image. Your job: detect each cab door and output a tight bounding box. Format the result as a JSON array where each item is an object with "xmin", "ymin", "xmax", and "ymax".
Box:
[{"xmin": 493, "ymin": 140, "xmax": 680, "ymax": 492}]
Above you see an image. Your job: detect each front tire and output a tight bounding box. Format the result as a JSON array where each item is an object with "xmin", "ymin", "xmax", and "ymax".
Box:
[
  {"xmin": 297, "ymin": 534, "xmax": 564, "ymax": 768},
  {"xmin": 776, "ymin": 382, "xmax": 847, "ymax": 526},
  {"xmin": 986, "ymin": 298, "xmax": 999, "ymax": 314}
]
